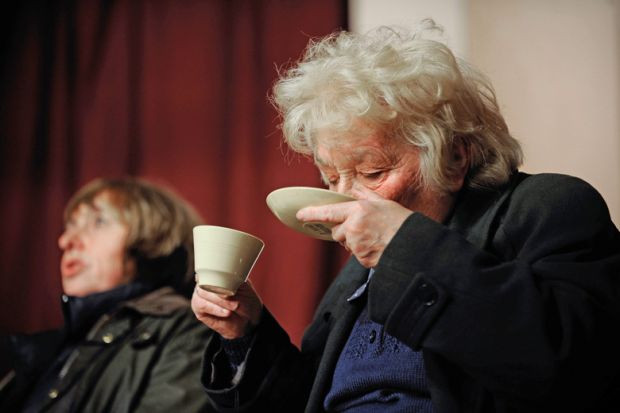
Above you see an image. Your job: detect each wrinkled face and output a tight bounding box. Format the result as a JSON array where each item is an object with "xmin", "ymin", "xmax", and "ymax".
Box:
[
  {"xmin": 314, "ymin": 125, "xmax": 457, "ymax": 222},
  {"xmin": 58, "ymin": 192, "xmax": 135, "ymax": 297}
]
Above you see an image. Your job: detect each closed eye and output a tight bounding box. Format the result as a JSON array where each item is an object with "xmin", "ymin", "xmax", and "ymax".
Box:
[
  {"xmin": 320, "ymin": 173, "xmax": 339, "ymax": 187},
  {"xmin": 360, "ymin": 171, "xmax": 384, "ymax": 180}
]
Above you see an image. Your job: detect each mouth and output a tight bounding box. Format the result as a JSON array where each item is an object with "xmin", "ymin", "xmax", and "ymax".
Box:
[{"xmin": 61, "ymin": 257, "xmax": 85, "ymax": 278}]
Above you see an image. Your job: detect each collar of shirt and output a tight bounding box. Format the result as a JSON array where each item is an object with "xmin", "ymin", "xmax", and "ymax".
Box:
[{"xmin": 347, "ymin": 268, "xmax": 374, "ymax": 302}]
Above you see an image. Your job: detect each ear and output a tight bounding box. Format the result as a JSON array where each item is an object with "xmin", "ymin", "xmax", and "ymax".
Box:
[{"xmin": 449, "ymin": 138, "xmax": 469, "ymax": 192}]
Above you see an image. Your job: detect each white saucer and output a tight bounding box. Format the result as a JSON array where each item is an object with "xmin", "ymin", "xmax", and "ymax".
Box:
[{"xmin": 266, "ymin": 187, "xmax": 355, "ymax": 241}]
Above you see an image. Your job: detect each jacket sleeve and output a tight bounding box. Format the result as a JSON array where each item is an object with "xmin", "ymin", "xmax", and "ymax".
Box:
[
  {"xmin": 368, "ymin": 174, "xmax": 620, "ymax": 409},
  {"xmin": 201, "ymin": 308, "xmax": 316, "ymax": 412},
  {"xmin": 133, "ymin": 309, "xmax": 215, "ymax": 413}
]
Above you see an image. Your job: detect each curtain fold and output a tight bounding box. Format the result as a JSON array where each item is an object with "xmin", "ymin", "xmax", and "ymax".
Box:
[{"xmin": 0, "ymin": 0, "xmax": 349, "ymax": 347}]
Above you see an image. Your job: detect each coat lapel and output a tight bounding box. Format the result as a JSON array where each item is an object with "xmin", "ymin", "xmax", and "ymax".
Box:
[{"xmin": 305, "ymin": 258, "xmax": 369, "ymax": 413}]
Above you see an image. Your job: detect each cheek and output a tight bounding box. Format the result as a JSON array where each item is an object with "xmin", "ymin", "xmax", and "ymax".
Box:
[
  {"xmin": 373, "ymin": 173, "xmax": 419, "ymax": 203},
  {"xmin": 110, "ymin": 249, "xmax": 130, "ymax": 276},
  {"xmin": 374, "ymin": 185, "xmax": 401, "ymax": 201},
  {"xmin": 97, "ymin": 242, "xmax": 129, "ymax": 277}
]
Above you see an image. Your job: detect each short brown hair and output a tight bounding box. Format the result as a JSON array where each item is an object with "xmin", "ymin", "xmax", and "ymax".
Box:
[{"xmin": 64, "ymin": 177, "xmax": 203, "ymax": 296}]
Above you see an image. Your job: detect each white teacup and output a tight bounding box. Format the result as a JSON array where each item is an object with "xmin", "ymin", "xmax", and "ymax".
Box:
[{"xmin": 193, "ymin": 225, "xmax": 264, "ymax": 296}]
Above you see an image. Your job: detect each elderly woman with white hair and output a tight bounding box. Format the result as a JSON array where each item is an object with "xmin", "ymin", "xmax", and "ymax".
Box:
[{"xmin": 192, "ymin": 20, "xmax": 620, "ymax": 412}]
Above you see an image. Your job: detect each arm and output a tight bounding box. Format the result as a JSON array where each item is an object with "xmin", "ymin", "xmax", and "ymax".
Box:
[
  {"xmin": 369, "ymin": 174, "xmax": 620, "ymax": 407},
  {"xmin": 192, "ymin": 277, "xmax": 321, "ymax": 411},
  {"xmin": 201, "ymin": 307, "xmax": 316, "ymax": 412}
]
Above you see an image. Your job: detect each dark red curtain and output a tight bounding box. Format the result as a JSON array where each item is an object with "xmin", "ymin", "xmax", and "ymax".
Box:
[{"xmin": 0, "ymin": 0, "xmax": 349, "ymax": 348}]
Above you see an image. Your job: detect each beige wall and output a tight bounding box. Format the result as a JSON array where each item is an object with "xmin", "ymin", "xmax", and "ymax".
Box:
[
  {"xmin": 349, "ymin": 0, "xmax": 620, "ymax": 225},
  {"xmin": 349, "ymin": 0, "xmax": 470, "ymax": 56}
]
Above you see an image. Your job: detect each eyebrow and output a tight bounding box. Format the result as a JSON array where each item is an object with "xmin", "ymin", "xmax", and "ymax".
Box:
[{"xmin": 315, "ymin": 147, "xmax": 395, "ymax": 168}]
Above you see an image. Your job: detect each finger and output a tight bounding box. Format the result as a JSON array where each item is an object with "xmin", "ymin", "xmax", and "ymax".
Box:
[
  {"xmin": 194, "ymin": 286, "xmax": 239, "ymax": 312},
  {"xmin": 228, "ymin": 281, "xmax": 261, "ymax": 308},
  {"xmin": 338, "ymin": 240, "xmax": 351, "ymax": 252},
  {"xmin": 349, "ymin": 183, "xmax": 386, "ymax": 201},
  {"xmin": 197, "ymin": 313, "xmax": 248, "ymax": 340},
  {"xmin": 331, "ymin": 223, "xmax": 346, "ymax": 244},
  {"xmin": 296, "ymin": 201, "xmax": 356, "ymax": 223},
  {"xmin": 192, "ymin": 292, "xmax": 234, "ymax": 318}
]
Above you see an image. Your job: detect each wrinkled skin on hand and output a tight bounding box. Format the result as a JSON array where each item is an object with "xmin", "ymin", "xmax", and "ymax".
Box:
[
  {"xmin": 297, "ymin": 187, "xmax": 413, "ymax": 268},
  {"xmin": 191, "ymin": 281, "xmax": 263, "ymax": 339}
]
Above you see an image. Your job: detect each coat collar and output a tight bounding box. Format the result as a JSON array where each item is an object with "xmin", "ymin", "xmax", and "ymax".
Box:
[
  {"xmin": 6, "ymin": 287, "xmax": 185, "ymax": 378},
  {"xmin": 446, "ymin": 172, "xmax": 526, "ymax": 250},
  {"xmin": 62, "ymin": 281, "xmax": 153, "ymax": 341},
  {"xmin": 122, "ymin": 286, "xmax": 189, "ymax": 316}
]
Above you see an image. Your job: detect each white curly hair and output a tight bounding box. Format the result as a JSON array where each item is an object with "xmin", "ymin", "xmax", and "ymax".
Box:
[{"xmin": 271, "ymin": 19, "xmax": 523, "ymax": 191}]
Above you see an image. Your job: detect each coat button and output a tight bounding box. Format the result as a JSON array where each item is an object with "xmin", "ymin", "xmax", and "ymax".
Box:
[
  {"xmin": 425, "ymin": 297, "xmax": 437, "ymax": 306},
  {"xmin": 418, "ymin": 282, "xmax": 437, "ymax": 306},
  {"xmin": 102, "ymin": 333, "xmax": 114, "ymax": 344},
  {"xmin": 48, "ymin": 389, "xmax": 59, "ymax": 399},
  {"xmin": 369, "ymin": 330, "xmax": 377, "ymax": 343}
]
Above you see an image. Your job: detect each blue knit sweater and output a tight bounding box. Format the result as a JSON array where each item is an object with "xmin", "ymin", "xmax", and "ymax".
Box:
[
  {"xmin": 220, "ymin": 273, "xmax": 435, "ymax": 412},
  {"xmin": 323, "ymin": 279, "xmax": 434, "ymax": 412}
]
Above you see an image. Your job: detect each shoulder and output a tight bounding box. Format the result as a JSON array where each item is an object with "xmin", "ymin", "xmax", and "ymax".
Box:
[
  {"xmin": 119, "ymin": 288, "xmax": 212, "ymax": 343},
  {"xmin": 124, "ymin": 287, "xmax": 190, "ymax": 316},
  {"xmin": 508, "ymin": 172, "xmax": 611, "ymax": 222},
  {"xmin": 501, "ymin": 172, "xmax": 618, "ymax": 250},
  {"xmin": 513, "ymin": 173, "xmax": 604, "ymax": 202}
]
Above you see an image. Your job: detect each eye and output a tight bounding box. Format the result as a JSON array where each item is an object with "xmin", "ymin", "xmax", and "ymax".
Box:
[
  {"xmin": 93, "ymin": 214, "xmax": 108, "ymax": 227},
  {"xmin": 321, "ymin": 172, "xmax": 339, "ymax": 187},
  {"xmin": 360, "ymin": 170, "xmax": 385, "ymax": 181}
]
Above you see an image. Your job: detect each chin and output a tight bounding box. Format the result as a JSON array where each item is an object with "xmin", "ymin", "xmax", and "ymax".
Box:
[{"xmin": 62, "ymin": 283, "xmax": 90, "ymax": 298}]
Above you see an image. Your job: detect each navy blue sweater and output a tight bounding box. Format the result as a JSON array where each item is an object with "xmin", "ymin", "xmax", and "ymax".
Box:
[
  {"xmin": 220, "ymin": 273, "xmax": 435, "ymax": 412},
  {"xmin": 323, "ymin": 305, "xmax": 434, "ymax": 412},
  {"xmin": 323, "ymin": 270, "xmax": 434, "ymax": 412}
]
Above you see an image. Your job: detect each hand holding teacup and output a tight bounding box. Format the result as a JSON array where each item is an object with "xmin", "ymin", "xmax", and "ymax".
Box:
[
  {"xmin": 296, "ymin": 187, "xmax": 413, "ymax": 268},
  {"xmin": 193, "ymin": 225, "xmax": 264, "ymax": 296},
  {"xmin": 191, "ymin": 225, "xmax": 264, "ymax": 339}
]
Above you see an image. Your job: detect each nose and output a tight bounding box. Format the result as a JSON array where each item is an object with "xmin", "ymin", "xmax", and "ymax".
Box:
[
  {"xmin": 334, "ymin": 177, "xmax": 354, "ymax": 196},
  {"xmin": 58, "ymin": 227, "xmax": 83, "ymax": 251}
]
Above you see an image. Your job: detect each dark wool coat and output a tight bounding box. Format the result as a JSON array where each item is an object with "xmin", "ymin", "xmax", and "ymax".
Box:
[
  {"xmin": 202, "ymin": 173, "xmax": 620, "ymax": 412},
  {"xmin": 1, "ymin": 287, "xmax": 215, "ymax": 412}
]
